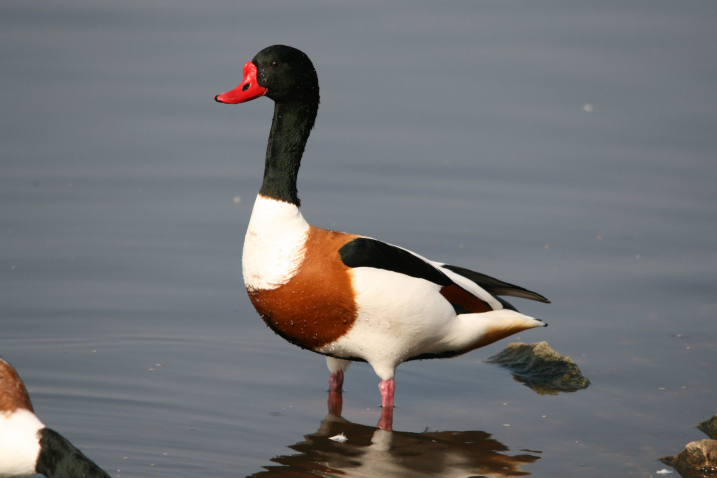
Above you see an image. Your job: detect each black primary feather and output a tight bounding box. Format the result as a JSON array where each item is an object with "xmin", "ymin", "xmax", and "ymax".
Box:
[{"xmin": 442, "ymin": 264, "xmax": 550, "ymax": 303}]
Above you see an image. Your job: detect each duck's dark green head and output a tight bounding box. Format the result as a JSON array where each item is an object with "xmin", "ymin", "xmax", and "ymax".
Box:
[{"xmin": 215, "ymin": 45, "xmax": 319, "ymax": 106}]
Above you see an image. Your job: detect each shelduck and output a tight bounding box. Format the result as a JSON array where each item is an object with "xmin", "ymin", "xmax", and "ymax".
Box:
[
  {"xmin": 0, "ymin": 356, "xmax": 110, "ymax": 478},
  {"xmin": 215, "ymin": 45, "xmax": 549, "ymax": 426}
]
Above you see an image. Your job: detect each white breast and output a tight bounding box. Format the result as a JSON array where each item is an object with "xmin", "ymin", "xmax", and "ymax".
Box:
[
  {"xmin": 242, "ymin": 195, "xmax": 310, "ymax": 291},
  {"xmin": 0, "ymin": 409, "xmax": 44, "ymax": 478}
]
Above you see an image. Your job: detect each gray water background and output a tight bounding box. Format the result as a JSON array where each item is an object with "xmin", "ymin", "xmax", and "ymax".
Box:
[{"xmin": 2, "ymin": 1, "xmax": 716, "ymax": 476}]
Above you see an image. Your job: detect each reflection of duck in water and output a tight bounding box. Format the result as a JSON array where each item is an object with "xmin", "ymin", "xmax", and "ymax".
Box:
[
  {"xmin": 248, "ymin": 392, "xmax": 540, "ymax": 477},
  {"xmin": 215, "ymin": 45, "xmax": 549, "ymax": 427},
  {"xmin": 0, "ymin": 356, "xmax": 110, "ymax": 478}
]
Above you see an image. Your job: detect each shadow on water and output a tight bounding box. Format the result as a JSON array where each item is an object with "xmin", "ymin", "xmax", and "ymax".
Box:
[{"xmin": 248, "ymin": 392, "xmax": 540, "ymax": 477}]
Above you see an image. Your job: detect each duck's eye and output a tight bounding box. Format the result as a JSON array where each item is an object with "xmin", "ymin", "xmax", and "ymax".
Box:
[{"xmin": 271, "ymin": 61, "xmax": 280, "ymax": 67}]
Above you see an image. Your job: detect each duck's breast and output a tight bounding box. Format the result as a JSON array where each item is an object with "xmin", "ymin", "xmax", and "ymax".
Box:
[
  {"xmin": 0, "ymin": 408, "xmax": 44, "ymax": 478},
  {"xmin": 245, "ymin": 216, "xmax": 360, "ymax": 351},
  {"xmin": 242, "ymin": 195, "xmax": 311, "ymax": 291}
]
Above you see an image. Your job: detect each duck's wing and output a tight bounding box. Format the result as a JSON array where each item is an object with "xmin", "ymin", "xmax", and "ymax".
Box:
[
  {"xmin": 439, "ymin": 264, "xmax": 550, "ymax": 304},
  {"xmin": 339, "ymin": 237, "xmax": 452, "ymax": 286},
  {"xmin": 338, "ymin": 237, "xmax": 500, "ymax": 313},
  {"xmin": 338, "ymin": 237, "xmax": 549, "ymax": 313}
]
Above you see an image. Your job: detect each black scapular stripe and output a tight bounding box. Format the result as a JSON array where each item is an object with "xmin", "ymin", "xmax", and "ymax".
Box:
[
  {"xmin": 36, "ymin": 428, "xmax": 111, "ymax": 478},
  {"xmin": 442, "ymin": 264, "xmax": 550, "ymax": 303},
  {"xmin": 339, "ymin": 238, "xmax": 452, "ymax": 286}
]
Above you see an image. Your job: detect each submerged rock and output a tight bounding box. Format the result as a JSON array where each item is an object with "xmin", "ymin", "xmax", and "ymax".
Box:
[
  {"xmin": 698, "ymin": 415, "xmax": 717, "ymax": 440},
  {"xmin": 485, "ymin": 342, "xmax": 590, "ymax": 395},
  {"xmin": 660, "ymin": 439, "xmax": 717, "ymax": 477}
]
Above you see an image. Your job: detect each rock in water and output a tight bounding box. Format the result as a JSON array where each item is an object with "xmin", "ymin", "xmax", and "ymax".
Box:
[
  {"xmin": 660, "ymin": 439, "xmax": 717, "ymax": 477},
  {"xmin": 485, "ymin": 341, "xmax": 590, "ymax": 395},
  {"xmin": 698, "ymin": 415, "xmax": 717, "ymax": 440}
]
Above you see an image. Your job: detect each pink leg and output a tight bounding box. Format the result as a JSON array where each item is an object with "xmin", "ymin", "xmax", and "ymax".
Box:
[
  {"xmin": 378, "ymin": 379, "xmax": 395, "ymax": 409},
  {"xmin": 327, "ymin": 391, "xmax": 343, "ymax": 417},
  {"xmin": 377, "ymin": 379, "xmax": 395, "ymax": 430},
  {"xmin": 378, "ymin": 406, "xmax": 394, "ymax": 431},
  {"xmin": 329, "ymin": 371, "xmax": 344, "ymax": 393}
]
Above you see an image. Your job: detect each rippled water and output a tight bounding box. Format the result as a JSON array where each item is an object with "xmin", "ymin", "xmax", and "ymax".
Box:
[{"xmin": 2, "ymin": 1, "xmax": 716, "ymax": 476}]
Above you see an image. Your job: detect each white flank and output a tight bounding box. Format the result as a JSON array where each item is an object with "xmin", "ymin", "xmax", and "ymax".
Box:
[
  {"xmin": 319, "ymin": 267, "xmax": 455, "ymax": 380},
  {"xmin": 0, "ymin": 409, "xmax": 44, "ymax": 478},
  {"xmin": 319, "ymin": 267, "xmax": 543, "ymax": 382},
  {"xmin": 242, "ymin": 195, "xmax": 310, "ymax": 291}
]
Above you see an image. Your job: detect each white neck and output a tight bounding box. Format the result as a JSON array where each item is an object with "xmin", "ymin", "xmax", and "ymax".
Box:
[{"xmin": 242, "ymin": 195, "xmax": 310, "ymax": 291}]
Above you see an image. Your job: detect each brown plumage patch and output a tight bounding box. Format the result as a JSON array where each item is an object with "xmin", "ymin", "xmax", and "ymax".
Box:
[
  {"xmin": 247, "ymin": 226, "xmax": 359, "ymax": 351},
  {"xmin": 474, "ymin": 322, "xmax": 540, "ymax": 350},
  {"xmin": 440, "ymin": 284, "xmax": 492, "ymax": 314},
  {"xmin": 0, "ymin": 357, "xmax": 34, "ymax": 413}
]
